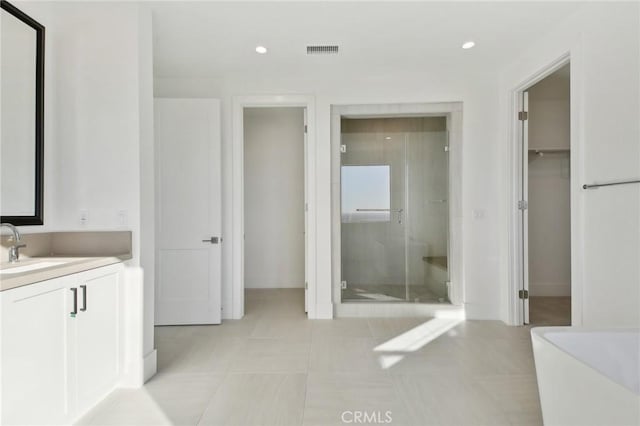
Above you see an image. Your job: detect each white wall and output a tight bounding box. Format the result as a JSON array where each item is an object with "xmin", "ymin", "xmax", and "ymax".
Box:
[
  {"xmin": 10, "ymin": 0, "xmax": 155, "ymax": 372},
  {"xmin": 136, "ymin": 5, "xmax": 156, "ymax": 372},
  {"xmin": 500, "ymin": 2, "xmax": 640, "ymax": 327},
  {"xmin": 156, "ymin": 68, "xmax": 502, "ymax": 320},
  {"xmin": 243, "ymin": 107, "xmax": 305, "ymax": 289}
]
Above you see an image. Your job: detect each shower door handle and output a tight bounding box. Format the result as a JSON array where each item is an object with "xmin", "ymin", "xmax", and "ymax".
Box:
[{"xmin": 355, "ymin": 208, "xmax": 403, "ymax": 212}]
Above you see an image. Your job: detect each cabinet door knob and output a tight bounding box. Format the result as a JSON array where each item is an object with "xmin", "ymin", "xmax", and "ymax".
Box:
[{"xmin": 80, "ymin": 285, "xmax": 87, "ymax": 312}]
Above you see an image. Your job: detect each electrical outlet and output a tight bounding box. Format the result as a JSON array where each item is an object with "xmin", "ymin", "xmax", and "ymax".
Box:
[
  {"xmin": 341, "ymin": 281, "xmax": 347, "ymax": 289},
  {"xmin": 79, "ymin": 210, "xmax": 89, "ymax": 226}
]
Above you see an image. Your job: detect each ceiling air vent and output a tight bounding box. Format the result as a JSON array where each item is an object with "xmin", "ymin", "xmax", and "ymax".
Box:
[{"xmin": 306, "ymin": 45, "xmax": 339, "ymax": 55}]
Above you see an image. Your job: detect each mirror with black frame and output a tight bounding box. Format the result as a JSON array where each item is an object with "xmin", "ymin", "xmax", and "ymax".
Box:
[{"xmin": 0, "ymin": 0, "xmax": 45, "ymax": 225}]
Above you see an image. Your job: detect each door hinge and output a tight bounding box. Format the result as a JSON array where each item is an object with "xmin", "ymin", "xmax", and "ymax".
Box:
[
  {"xmin": 518, "ymin": 200, "xmax": 528, "ymax": 210},
  {"xmin": 341, "ymin": 280, "xmax": 347, "ymax": 290},
  {"xmin": 519, "ymin": 289, "xmax": 529, "ymax": 299},
  {"xmin": 305, "ymin": 202, "xmax": 308, "ymax": 212},
  {"xmin": 305, "ymin": 282, "xmax": 308, "ymax": 290},
  {"xmin": 340, "ymin": 144, "xmax": 347, "ymax": 153},
  {"xmin": 304, "ymin": 124, "xmax": 308, "ymax": 134},
  {"xmin": 518, "ymin": 111, "xmax": 528, "ymax": 121}
]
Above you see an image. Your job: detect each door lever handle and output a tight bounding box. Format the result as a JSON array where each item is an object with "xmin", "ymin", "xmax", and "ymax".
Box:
[{"xmin": 202, "ymin": 237, "xmax": 220, "ymax": 244}]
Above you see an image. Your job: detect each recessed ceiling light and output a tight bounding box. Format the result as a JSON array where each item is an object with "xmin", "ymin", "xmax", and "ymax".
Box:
[
  {"xmin": 385, "ymin": 136, "xmax": 392, "ymax": 140},
  {"xmin": 462, "ymin": 41, "xmax": 475, "ymax": 49},
  {"xmin": 255, "ymin": 46, "xmax": 268, "ymax": 54}
]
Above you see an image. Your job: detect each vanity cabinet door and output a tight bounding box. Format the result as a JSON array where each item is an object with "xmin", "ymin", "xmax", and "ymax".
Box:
[
  {"xmin": 0, "ymin": 276, "xmax": 74, "ymax": 425},
  {"xmin": 72, "ymin": 265, "xmax": 121, "ymax": 416}
]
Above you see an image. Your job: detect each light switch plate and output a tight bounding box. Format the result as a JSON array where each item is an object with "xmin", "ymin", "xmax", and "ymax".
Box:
[
  {"xmin": 472, "ymin": 209, "xmax": 485, "ymax": 220},
  {"xmin": 117, "ymin": 210, "xmax": 128, "ymax": 227}
]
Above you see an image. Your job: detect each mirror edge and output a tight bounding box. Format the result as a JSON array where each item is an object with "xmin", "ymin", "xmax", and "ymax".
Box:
[{"xmin": 0, "ymin": 0, "xmax": 45, "ymax": 226}]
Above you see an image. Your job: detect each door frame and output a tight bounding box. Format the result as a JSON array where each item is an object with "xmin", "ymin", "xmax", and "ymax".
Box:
[
  {"xmin": 231, "ymin": 95, "xmax": 316, "ymax": 319},
  {"xmin": 508, "ymin": 53, "xmax": 583, "ymax": 326},
  {"xmin": 331, "ymin": 102, "xmax": 464, "ymax": 316}
]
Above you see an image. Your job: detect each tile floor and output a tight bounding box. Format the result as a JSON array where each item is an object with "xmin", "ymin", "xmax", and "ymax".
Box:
[
  {"xmin": 77, "ymin": 289, "xmax": 543, "ymax": 426},
  {"xmin": 529, "ymin": 296, "xmax": 571, "ymax": 326}
]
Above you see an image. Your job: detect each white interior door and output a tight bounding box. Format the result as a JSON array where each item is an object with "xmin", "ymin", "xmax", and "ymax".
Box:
[
  {"xmin": 521, "ymin": 91, "xmax": 530, "ymax": 324},
  {"xmin": 155, "ymin": 98, "xmax": 222, "ymax": 325}
]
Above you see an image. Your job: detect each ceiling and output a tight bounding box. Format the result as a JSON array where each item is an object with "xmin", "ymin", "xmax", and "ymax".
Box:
[{"xmin": 151, "ymin": 1, "xmax": 585, "ymax": 79}]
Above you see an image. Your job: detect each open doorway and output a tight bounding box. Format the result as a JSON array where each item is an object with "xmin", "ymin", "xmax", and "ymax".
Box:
[
  {"xmin": 242, "ymin": 107, "xmax": 307, "ymax": 317},
  {"xmin": 519, "ymin": 63, "xmax": 572, "ymax": 326}
]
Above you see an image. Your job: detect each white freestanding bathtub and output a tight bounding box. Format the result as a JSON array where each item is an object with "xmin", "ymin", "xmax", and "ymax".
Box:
[{"xmin": 531, "ymin": 327, "xmax": 640, "ymax": 426}]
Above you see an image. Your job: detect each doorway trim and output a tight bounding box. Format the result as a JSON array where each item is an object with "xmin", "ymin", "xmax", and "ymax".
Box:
[
  {"xmin": 331, "ymin": 102, "xmax": 464, "ymax": 317},
  {"xmin": 232, "ymin": 95, "xmax": 316, "ymax": 319},
  {"xmin": 508, "ymin": 53, "xmax": 584, "ymax": 326}
]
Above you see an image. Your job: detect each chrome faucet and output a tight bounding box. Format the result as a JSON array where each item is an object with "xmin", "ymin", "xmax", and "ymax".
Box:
[{"xmin": 1, "ymin": 223, "xmax": 26, "ymax": 263}]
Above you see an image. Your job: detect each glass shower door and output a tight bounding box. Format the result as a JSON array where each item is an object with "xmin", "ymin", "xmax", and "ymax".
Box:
[
  {"xmin": 405, "ymin": 128, "xmax": 449, "ymax": 303},
  {"xmin": 340, "ymin": 117, "xmax": 450, "ymax": 304},
  {"xmin": 340, "ymin": 129, "xmax": 407, "ymax": 302}
]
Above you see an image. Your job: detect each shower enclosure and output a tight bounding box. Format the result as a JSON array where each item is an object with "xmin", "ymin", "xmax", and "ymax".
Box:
[{"xmin": 340, "ymin": 117, "xmax": 450, "ymax": 303}]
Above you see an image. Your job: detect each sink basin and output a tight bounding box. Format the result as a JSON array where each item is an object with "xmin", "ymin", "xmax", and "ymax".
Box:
[{"xmin": 0, "ymin": 261, "xmax": 66, "ymax": 275}]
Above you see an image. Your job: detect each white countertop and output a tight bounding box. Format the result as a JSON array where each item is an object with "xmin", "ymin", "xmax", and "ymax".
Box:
[{"xmin": 0, "ymin": 254, "xmax": 131, "ymax": 292}]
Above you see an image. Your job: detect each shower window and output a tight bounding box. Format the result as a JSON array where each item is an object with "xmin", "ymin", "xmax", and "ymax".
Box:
[
  {"xmin": 341, "ymin": 165, "xmax": 391, "ymax": 223},
  {"xmin": 340, "ymin": 117, "xmax": 450, "ymax": 304}
]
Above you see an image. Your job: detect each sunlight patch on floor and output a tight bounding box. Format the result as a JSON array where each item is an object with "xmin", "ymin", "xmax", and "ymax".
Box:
[{"xmin": 374, "ymin": 317, "xmax": 463, "ymax": 369}]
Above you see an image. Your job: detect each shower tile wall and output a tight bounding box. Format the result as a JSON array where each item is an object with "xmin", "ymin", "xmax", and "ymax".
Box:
[{"xmin": 341, "ymin": 117, "xmax": 449, "ymax": 303}]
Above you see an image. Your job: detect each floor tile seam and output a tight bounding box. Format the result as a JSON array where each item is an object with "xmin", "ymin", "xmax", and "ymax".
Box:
[
  {"xmin": 299, "ymin": 321, "xmax": 316, "ymax": 425},
  {"xmin": 193, "ymin": 365, "xmax": 232, "ymax": 426}
]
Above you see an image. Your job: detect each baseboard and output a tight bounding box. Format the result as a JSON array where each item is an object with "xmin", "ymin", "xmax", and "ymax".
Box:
[
  {"xmin": 143, "ymin": 349, "xmax": 157, "ymax": 383},
  {"xmin": 119, "ymin": 358, "xmax": 144, "ymax": 388},
  {"xmin": 464, "ymin": 303, "xmax": 500, "ymax": 320},
  {"xmin": 245, "ymin": 284, "xmax": 305, "ymax": 289},
  {"xmin": 530, "ymin": 283, "xmax": 571, "ymax": 297},
  {"xmin": 314, "ymin": 302, "xmax": 334, "ymax": 319}
]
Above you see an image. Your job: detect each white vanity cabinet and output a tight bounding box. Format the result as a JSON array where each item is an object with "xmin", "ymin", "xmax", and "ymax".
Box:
[
  {"xmin": 69, "ymin": 265, "xmax": 122, "ymax": 419},
  {"xmin": 1, "ymin": 274, "xmax": 71, "ymax": 425},
  {"xmin": 1, "ymin": 263, "xmax": 124, "ymax": 425}
]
